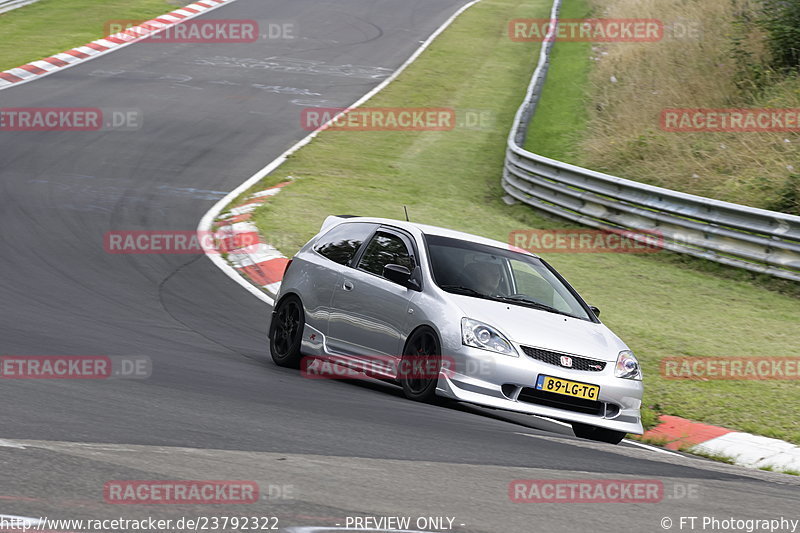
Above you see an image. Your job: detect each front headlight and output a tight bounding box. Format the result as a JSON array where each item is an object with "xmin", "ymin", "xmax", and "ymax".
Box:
[
  {"xmin": 615, "ymin": 350, "xmax": 642, "ymax": 380},
  {"xmin": 461, "ymin": 318, "xmax": 518, "ymax": 356}
]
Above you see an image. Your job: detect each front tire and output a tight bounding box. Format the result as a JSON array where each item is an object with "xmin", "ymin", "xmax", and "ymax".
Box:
[
  {"xmin": 399, "ymin": 327, "xmax": 442, "ymax": 402},
  {"xmin": 270, "ymin": 295, "xmax": 305, "ymax": 368},
  {"xmin": 572, "ymin": 422, "xmax": 626, "ymax": 444}
]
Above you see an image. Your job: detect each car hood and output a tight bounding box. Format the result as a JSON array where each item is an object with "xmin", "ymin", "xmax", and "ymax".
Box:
[{"xmin": 448, "ymin": 294, "xmax": 627, "ymax": 361}]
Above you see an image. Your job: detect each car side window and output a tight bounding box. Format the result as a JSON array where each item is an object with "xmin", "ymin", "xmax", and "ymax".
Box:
[
  {"xmin": 314, "ymin": 223, "xmax": 376, "ymax": 266},
  {"xmin": 358, "ymin": 232, "xmax": 415, "ymax": 276}
]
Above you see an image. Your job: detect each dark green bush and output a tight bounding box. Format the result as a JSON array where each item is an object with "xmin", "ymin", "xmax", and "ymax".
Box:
[
  {"xmin": 768, "ymin": 173, "xmax": 800, "ymax": 215},
  {"xmin": 759, "ymin": 0, "xmax": 800, "ymax": 71}
]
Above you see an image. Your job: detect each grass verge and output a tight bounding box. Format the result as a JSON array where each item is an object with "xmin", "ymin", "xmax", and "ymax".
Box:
[
  {"xmin": 523, "ymin": 0, "xmax": 592, "ymax": 159},
  {"xmin": 576, "ymin": 0, "xmax": 800, "ymax": 213},
  {"xmin": 0, "ymin": 0, "xmax": 189, "ymax": 72},
  {"xmin": 245, "ymin": 0, "xmax": 800, "ymax": 443},
  {"xmin": 521, "ymin": 0, "xmax": 800, "ymax": 300}
]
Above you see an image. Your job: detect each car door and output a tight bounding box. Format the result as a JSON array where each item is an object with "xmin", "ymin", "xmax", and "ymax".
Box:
[
  {"xmin": 302, "ymin": 222, "xmax": 378, "ymax": 339},
  {"xmin": 326, "ymin": 227, "xmax": 418, "ymax": 359}
]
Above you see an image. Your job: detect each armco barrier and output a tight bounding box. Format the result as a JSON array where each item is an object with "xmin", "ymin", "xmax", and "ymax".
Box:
[{"xmin": 503, "ymin": 0, "xmax": 800, "ymax": 281}]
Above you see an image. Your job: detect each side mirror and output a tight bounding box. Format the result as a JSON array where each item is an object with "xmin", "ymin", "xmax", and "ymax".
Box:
[
  {"xmin": 383, "ymin": 264, "xmax": 422, "ymax": 291},
  {"xmin": 589, "ymin": 305, "xmax": 600, "ymax": 318},
  {"xmin": 383, "ymin": 264, "xmax": 419, "ymax": 290}
]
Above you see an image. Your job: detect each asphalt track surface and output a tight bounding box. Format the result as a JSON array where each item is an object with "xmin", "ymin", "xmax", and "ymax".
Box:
[{"xmin": 0, "ymin": 1, "xmax": 798, "ymax": 532}]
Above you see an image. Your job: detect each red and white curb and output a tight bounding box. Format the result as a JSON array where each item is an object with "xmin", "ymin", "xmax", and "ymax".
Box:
[
  {"xmin": 0, "ymin": 0, "xmax": 235, "ymax": 90},
  {"xmin": 642, "ymin": 415, "xmax": 800, "ymax": 473},
  {"xmin": 213, "ymin": 182, "xmax": 292, "ymax": 298}
]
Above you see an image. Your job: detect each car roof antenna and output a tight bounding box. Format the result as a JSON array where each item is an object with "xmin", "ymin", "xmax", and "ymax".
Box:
[{"xmin": 403, "ymin": 206, "xmax": 410, "ymax": 222}]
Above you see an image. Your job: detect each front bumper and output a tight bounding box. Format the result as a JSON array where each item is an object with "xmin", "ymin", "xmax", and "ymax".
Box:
[{"xmin": 436, "ymin": 346, "xmax": 643, "ymax": 434}]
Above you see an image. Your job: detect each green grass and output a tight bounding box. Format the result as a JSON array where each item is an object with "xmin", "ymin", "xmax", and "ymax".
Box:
[
  {"xmin": 0, "ymin": 0, "xmax": 189, "ymax": 72},
  {"xmin": 523, "ymin": 0, "xmax": 593, "ymax": 159},
  {"xmin": 243, "ymin": 0, "xmax": 800, "ymax": 443}
]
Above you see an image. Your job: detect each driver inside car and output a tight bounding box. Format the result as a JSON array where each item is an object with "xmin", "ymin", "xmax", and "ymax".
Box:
[{"xmin": 464, "ymin": 261, "xmax": 503, "ymax": 296}]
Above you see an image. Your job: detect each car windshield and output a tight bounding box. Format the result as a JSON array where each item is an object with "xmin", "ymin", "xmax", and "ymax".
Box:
[{"xmin": 425, "ymin": 234, "xmax": 591, "ymax": 320}]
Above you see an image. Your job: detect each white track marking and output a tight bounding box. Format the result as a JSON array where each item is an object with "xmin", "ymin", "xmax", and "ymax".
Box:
[
  {"xmin": 515, "ymin": 431, "xmax": 683, "ymax": 457},
  {"xmin": 623, "ymin": 439, "xmax": 683, "ymax": 457}
]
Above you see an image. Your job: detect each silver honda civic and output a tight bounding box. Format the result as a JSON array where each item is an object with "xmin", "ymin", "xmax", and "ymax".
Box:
[{"xmin": 268, "ymin": 216, "xmax": 643, "ymax": 444}]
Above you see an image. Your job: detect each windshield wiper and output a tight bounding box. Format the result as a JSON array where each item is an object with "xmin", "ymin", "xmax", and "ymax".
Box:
[
  {"xmin": 491, "ymin": 295, "xmax": 577, "ymax": 318},
  {"xmin": 440, "ymin": 286, "xmax": 578, "ymax": 318},
  {"xmin": 439, "ymin": 285, "xmax": 488, "ymax": 297}
]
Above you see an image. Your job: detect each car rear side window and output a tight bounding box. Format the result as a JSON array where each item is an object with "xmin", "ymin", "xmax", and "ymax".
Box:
[
  {"xmin": 358, "ymin": 232, "xmax": 415, "ymax": 276},
  {"xmin": 314, "ymin": 223, "xmax": 377, "ymax": 266}
]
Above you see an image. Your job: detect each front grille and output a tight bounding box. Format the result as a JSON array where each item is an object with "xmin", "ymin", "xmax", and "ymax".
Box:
[
  {"xmin": 521, "ymin": 346, "xmax": 607, "ymax": 372},
  {"xmin": 517, "ymin": 387, "xmax": 604, "ymax": 416}
]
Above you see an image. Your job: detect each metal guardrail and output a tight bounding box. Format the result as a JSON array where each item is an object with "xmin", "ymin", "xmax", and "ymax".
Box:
[
  {"xmin": 0, "ymin": 0, "xmax": 39, "ymax": 14},
  {"xmin": 503, "ymin": 0, "xmax": 800, "ymax": 282}
]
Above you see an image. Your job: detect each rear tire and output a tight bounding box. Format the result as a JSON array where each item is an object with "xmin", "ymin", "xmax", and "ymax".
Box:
[
  {"xmin": 269, "ymin": 295, "xmax": 305, "ymax": 368},
  {"xmin": 399, "ymin": 327, "xmax": 441, "ymax": 402},
  {"xmin": 572, "ymin": 422, "xmax": 626, "ymax": 444}
]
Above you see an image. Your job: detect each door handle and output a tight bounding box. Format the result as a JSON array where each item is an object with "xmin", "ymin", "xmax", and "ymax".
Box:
[{"xmin": 342, "ymin": 280, "xmax": 354, "ymax": 291}]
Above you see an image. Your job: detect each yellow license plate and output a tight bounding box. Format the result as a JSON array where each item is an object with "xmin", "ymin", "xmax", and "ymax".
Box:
[{"xmin": 535, "ymin": 375, "xmax": 600, "ymax": 400}]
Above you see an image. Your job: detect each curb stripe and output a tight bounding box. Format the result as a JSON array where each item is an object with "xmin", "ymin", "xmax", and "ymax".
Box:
[
  {"xmin": 93, "ymin": 39, "xmax": 119, "ymax": 48},
  {"xmin": 7, "ymin": 68, "xmax": 36, "ymax": 79},
  {"xmin": 0, "ymin": 0, "xmax": 238, "ymax": 91},
  {"xmin": 42, "ymin": 57, "xmax": 69, "ymax": 67},
  {"xmin": 85, "ymin": 43, "xmax": 109, "ymax": 52},
  {"xmin": 52, "ymin": 53, "xmax": 82, "ymax": 64},
  {"xmin": 239, "ymin": 259, "xmax": 288, "ymax": 286},
  {"xmin": 29, "ymin": 61, "xmax": 60, "ymax": 71},
  {"xmin": 692, "ymin": 432, "xmax": 800, "ymax": 472},
  {"xmin": 0, "ymin": 73, "xmax": 23, "ymax": 83},
  {"xmin": 642, "ymin": 414, "xmax": 800, "ymax": 473},
  {"xmin": 209, "ymin": 184, "xmax": 291, "ymax": 294},
  {"xmin": 642, "ymin": 415, "xmax": 732, "ymax": 451},
  {"xmin": 73, "ymin": 46, "xmax": 100, "ymax": 56},
  {"xmin": 121, "ymin": 28, "xmax": 147, "ymax": 38},
  {"xmin": 18, "ymin": 64, "xmax": 47, "ymax": 75},
  {"xmin": 64, "ymin": 50, "xmax": 90, "ymax": 59}
]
